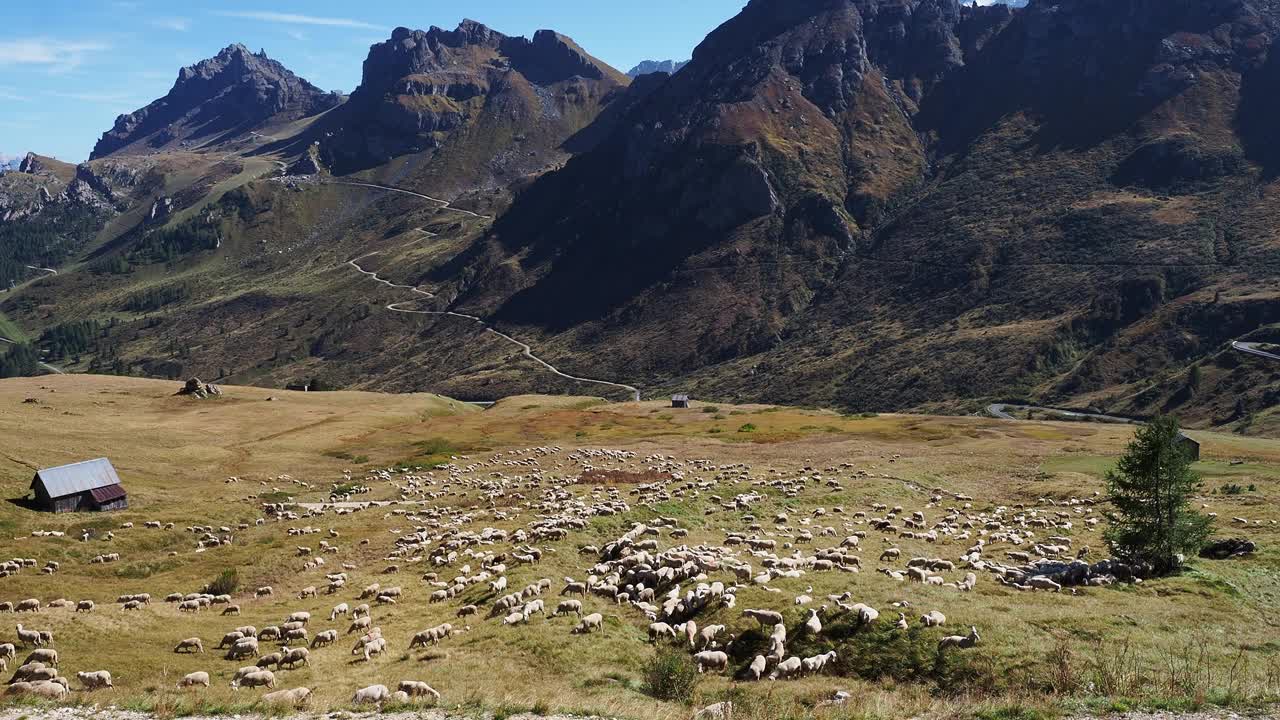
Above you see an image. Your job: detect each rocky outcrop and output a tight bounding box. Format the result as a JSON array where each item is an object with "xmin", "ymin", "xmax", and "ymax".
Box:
[
  {"xmin": 177, "ymin": 378, "xmax": 223, "ymax": 399},
  {"xmin": 287, "ymin": 143, "xmax": 326, "ymax": 176},
  {"xmin": 313, "ymin": 20, "xmax": 628, "ymax": 179},
  {"xmin": 149, "ymin": 197, "xmax": 173, "ymax": 221},
  {"xmin": 626, "ymin": 60, "xmax": 689, "ymax": 78},
  {"xmin": 91, "ymin": 44, "xmax": 340, "ymax": 159}
]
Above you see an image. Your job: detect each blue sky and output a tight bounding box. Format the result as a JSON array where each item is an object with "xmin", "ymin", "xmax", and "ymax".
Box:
[{"xmin": 0, "ymin": 0, "xmax": 748, "ymax": 162}]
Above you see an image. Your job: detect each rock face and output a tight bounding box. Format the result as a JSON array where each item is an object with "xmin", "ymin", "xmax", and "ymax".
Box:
[
  {"xmin": 626, "ymin": 59, "xmax": 689, "ymax": 78},
  {"xmin": 91, "ymin": 44, "xmax": 340, "ymax": 159},
  {"xmin": 313, "ymin": 21, "xmax": 630, "ymax": 183},
  {"xmin": 177, "ymin": 378, "xmax": 222, "ymax": 399}
]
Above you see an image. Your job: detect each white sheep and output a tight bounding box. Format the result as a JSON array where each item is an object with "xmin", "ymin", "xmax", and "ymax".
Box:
[
  {"xmin": 261, "ymin": 687, "xmax": 312, "ymax": 706},
  {"xmin": 352, "ymin": 684, "xmax": 390, "ymax": 705},
  {"xmin": 76, "ymin": 670, "xmax": 113, "ymax": 690},
  {"xmin": 178, "ymin": 671, "xmax": 210, "ymax": 688},
  {"xmin": 938, "ymin": 626, "xmax": 981, "ymax": 651},
  {"xmin": 573, "ymin": 613, "xmax": 604, "ymax": 634},
  {"xmin": 920, "ymin": 610, "xmax": 946, "ymax": 627},
  {"xmin": 398, "ymin": 680, "xmax": 441, "ymax": 701},
  {"xmin": 746, "ymin": 655, "xmax": 767, "ymax": 680},
  {"xmin": 174, "ymin": 637, "xmax": 204, "ymax": 654},
  {"xmin": 233, "ymin": 670, "xmax": 276, "ymax": 689},
  {"xmin": 694, "ymin": 650, "xmax": 729, "ymax": 673},
  {"xmin": 770, "ymin": 656, "xmax": 802, "ymax": 680}
]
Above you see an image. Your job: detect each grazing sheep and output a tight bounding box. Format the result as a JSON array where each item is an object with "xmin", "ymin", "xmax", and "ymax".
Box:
[
  {"xmin": 329, "ymin": 603, "xmax": 349, "ymax": 621},
  {"xmin": 921, "ymin": 610, "xmax": 947, "ymax": 627},
  {"xmin": 353, "ymin": 684, "xmax": 391, "ymax": 705},
  {"xmin": 75, "ymin": 600, "xmax": 94, "ymax": 613},
  {"xmin": 21, "ymin": 680, "xmax": 67, "ymax": 699},
  {"xmin": 217, "ymin": 631, "xmax": 246, "ymax": 649},
  {"xmin": 174, "ymin": 638, "xmax": 204, "ymax": 654},
  {"xmin": 233, "ymin": 670, "xmax": 276, "ymax": 689},
  {"xmin": 573, "ymin": 613, "xmax": 604, "ymax": 634},
  {"xmin": 694, "ymin": 651, "xmax": 729, "ymax": 674},
  {"xmin": 280, "ymin": 647, "xmax": 310, "ymax": 668},
  {"xmin": 746, "ymin": 655, "xmax": 768, "ymax": 681},
  {"xmin": 398, "ymin": 680, "xmax": 441, "ymax": 701},
  {"xmin": 554, "ymin": 599, "xmax": 583, "ymax": 617},
  {"xmin": 347, "ymin": 616, "xmax": 371, "ymax": 634},
  {"xmin": 261, "ymin": 687, "xmax": 312, "ymax": 706},
  {"xmin": 938, "ymin": 626, "xmax": 981, "ymax": 651},
  {"xmin": 256, "ymin": 653, "xmax": 283, "ymax": 669},
  {"xmin": 24, "ymin": 648, "xmax": 57, "ymax": 666},
  {"xmin": 222, "ymin": 605, "xmax": 241, "ymax": 616},
  {"xmin": 178, "ymin": 671, "xmax": 210, "ymax": 688},
  {"xmin": 0, "ymin": 644, "xmax": 14, "ymax": 661},
  {"xmin": 648, "ymin": 622, "xmax": 676, "ymax": 642},
  {"xmin": 310, "ymin": 630, "xmax": 338, "ymax": 648},
  {"xmin": 804, "ymin": 609, "xmax": 822, "ymax": 635},
  {"xmin": 802, "ymin": 650, "xmax": 837, "ymax": 674},
  {"xmin": 769, "ymin": 656, "xmax": 803, "ymax": 680},
  {"xmin": 76, "ymin": 670, "xmax": 113, "ymax": 690},
  {"xmin": 362, "ymin": 636, "xmax": 388, "ymax": 661},
  {"xmin": 742, "ymin": 609, "xmax": 784, "ymax": 627}
]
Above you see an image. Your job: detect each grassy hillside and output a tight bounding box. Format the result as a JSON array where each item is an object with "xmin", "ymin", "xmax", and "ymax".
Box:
[{"xmin": 0, "ymin": 376, "xmax": 1275, "ymax": 718}]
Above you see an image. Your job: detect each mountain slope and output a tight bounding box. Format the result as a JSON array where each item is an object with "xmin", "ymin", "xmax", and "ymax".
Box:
[
  {"xmin": 287, "ymin": 21, "xmax": 631, "ymax": 198},
  {"xmin": 91, "ymin": 44, "xmax": 342, "ymax": 159}
]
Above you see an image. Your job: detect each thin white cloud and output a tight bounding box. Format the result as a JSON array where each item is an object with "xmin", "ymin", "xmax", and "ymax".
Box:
[
  {"xmin": 285, "ymin": 29, "xmax": 308, "ymax": 41},
  {"xmin": 44, "ymin": 90, "xmax": 147, "ymax": 106},
  {"xmin": 213, "ymin": 11, "xmax": 383, "ymax": 31},
  {"xmin": 0, "ymin": 39, "xmax": 111, "ymax": 73},
  {"xmin": 151, "ymin": 17, "xmax": 191, "ymax": 32}
]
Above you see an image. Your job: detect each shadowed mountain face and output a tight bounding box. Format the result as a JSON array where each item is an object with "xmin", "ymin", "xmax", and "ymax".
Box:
[
  {"xmin": 433, "ymin": 0, "xmax": 1280, "ymax": 420},
  {"xmin": 310, "ymin": 21, "xmax": 631, "ymax": 183},
  {"xmin": 90, "ymin": 45, "xmax": 341, "ymax": 159}
]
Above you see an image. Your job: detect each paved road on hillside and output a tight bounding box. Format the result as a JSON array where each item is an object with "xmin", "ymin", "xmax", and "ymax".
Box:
[
  {"xmin": 339, "ymin": 183, "xmax": 641, "ymax": 402},
  {"xmin": 0, "ymin": 336, "xmax": 64, "ymax": 375},
  {"xmin": 986, "ymin": 403, "xmax": 1137, "ymax": 423},
  {"xmin": 1232, "ymin": 340, "xmax": 1280, "ymax": 362}
]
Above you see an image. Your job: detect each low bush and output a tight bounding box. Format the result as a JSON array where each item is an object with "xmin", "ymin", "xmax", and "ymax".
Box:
[{"xmin": 643, "ymin": 648, "xmax": 700, "ymax": 703}]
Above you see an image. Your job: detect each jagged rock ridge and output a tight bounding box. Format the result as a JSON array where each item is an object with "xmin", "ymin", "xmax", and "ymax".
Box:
[
  {"xmin": 91, "ymin": 44, "xmax": 341, "ymax": 159},
  {"xmin": 626, "ymin": 59, "xmax": 689, "ymax": 78}
]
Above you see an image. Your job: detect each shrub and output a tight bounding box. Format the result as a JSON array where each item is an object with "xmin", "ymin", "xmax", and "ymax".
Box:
[
  {"xmin": 738, "ymin": 423, "xmax": 757, "ymax": 433},
  {"xmin": 643, "ymin": 648, "xmax": 700, "ymax": 703},
  {"xmin": 205, "ymin": 569, "xmax": 239, "ymax": 596},
  {"xmin": 702, "ymin": 406, "xmax": 720, "ymax": 413}
]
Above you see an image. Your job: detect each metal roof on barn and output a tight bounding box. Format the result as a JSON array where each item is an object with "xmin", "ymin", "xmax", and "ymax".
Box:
[{"xmin": 31, "ymin": 458, "xmax": 122, "ymax": 498}]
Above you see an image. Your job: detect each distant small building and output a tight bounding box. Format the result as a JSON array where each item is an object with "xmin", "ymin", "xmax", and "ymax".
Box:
[
  {"xmin": 30, "ymin": 458, "xmax": 128, "ymax": 513},
  {"xmin": 1177, "ymin": 432, "xmax": 1201, "ymax": 462},
  {"xmin": 671, "ymin": 394, "xmax": 690, "ymax": 409}
]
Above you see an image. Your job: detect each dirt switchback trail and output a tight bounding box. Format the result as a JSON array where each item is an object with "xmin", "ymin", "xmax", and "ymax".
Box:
[{"xmin": 337, "ymin": 182, "xmax": 641, "ymax": 402}]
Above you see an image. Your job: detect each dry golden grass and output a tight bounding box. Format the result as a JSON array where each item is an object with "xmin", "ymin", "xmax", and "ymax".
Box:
[{"xmin": 0, "ymin": 375, "xmax": 1276, "ymax": 718}]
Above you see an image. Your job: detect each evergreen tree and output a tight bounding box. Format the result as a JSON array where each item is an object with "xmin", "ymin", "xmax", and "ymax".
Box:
[{"xmin": 1105, "ymin": 416, "xmax": 1212, "ymax": 574}]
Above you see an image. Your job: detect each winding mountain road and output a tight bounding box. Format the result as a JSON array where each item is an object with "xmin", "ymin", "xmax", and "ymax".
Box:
[
  {"xmin": 0, "ymin": 336, "xmax": 65, "ymax": 375},
  {"xmin": 1232, "ymin": 340, "xmax": 1280, "ymax": 362},
  {"xmin": 339, "ymin": 183, "xmax": 641, "ymax": 402}
]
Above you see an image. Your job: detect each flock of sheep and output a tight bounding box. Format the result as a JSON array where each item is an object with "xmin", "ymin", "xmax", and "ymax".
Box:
[{"xmin": 0, "ymin": 443, "xmax": 1129, "ymax": 708}]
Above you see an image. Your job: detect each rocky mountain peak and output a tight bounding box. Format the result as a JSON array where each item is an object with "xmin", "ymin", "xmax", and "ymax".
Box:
[{"xmin": 90, "ymin": 45, "xmax": 340, "ymax": 159}]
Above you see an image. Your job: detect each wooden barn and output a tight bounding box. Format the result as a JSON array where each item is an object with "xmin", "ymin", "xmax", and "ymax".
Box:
[
  {"xmin": 1177, "ymin": 432, "xmax": 1201, "ymax": 462},
  {"xmin": 30, "ymin": 458, "xmax": 128, "ymax": 513}
]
